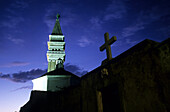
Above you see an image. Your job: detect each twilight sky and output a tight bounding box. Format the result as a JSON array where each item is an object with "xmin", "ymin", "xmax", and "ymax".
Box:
[{"xmin": 0, "ymin": 0, "xmax": 169, "ymax": 111}]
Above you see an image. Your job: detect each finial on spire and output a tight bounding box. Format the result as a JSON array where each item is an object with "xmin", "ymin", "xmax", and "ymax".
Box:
[
  {"xmin": 51, "ymin": 13, "xmax": 62, "ymax": 35},
  {"xmin": 56, "ymin": 14, "xmax": 60, "ymax": 20}
]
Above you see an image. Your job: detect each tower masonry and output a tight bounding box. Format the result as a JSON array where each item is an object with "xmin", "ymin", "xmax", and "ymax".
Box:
[
  {"xmin": 31, "ymin": 14, "xmax": 80, "ymax": 92},
  {"xmin": 47, "ymin": 14, "xmax": 65, "ymax": 72}
]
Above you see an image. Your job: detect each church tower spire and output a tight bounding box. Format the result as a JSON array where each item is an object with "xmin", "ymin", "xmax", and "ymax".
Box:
[
  {"xmin": 47, "ymin": 14, "xmax": 65, "ymax": 72},
  {"xmin": 51, "ymin": 14, "xmax": 63, "ymax": 35}
]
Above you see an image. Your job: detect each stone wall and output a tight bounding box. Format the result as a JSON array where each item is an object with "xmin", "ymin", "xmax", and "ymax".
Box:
[
  {"xmin": 80, "ymin": 38, "xmax": 170, "ymax": 112},
  {"xmin": 20, "ymin": 85, "xmax": 81, "ymax": 112}
]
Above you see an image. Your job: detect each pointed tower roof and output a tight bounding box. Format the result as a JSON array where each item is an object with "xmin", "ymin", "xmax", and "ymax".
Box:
[{"xmin": 51, "ymin": 14, "xmax": 63, "ymax": 35}]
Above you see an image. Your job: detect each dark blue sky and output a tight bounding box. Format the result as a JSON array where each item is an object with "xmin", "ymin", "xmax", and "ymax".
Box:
[
  {"xmin": 0, "ymin": 0, "xmax": 169, "ymax": 111},
  {"xmin": 0, "ymin": 0, "xmax": 169, "ymax": 74}
]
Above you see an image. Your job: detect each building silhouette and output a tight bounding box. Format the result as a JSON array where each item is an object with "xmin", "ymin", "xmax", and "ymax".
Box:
[{"xmin": 20, "ymin": 15, "xmax": 170, "ymax": 112}]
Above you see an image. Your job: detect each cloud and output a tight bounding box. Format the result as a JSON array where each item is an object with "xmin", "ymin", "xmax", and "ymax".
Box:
[
  {"xmin": 0, "ymin": 61, "xmax": 30, "ymax": 68},
  {"xmin": 89, "ymin": 0, "xmax": 127, "ymax": 30},
  {"xmin": 103, "ymin": 0, "xmax": 127, "ymax": 21},
  {"xmin": 78, "ymin": 36, "xmax": 93, "ymax": 47},
  {"xmin": 13, "ymin": 69, "xmax": 47, "ymax": 82},
  {"xmin": 1, "ymin": 16, "xmax": 24, "ymax": 29},
  {"xmin": 0, "ymin": 63, "xmax": 87, "ymax": 83},
  {"xmin": 122, "ymin": 4, "xmax": 170, "ymax": 38},
  {"xmin": 0, "ymin": 69, "xmax": 47, "ymax": 83},
  {"xmin": 89, "ymin": 17, "xmax": 103, "ymax": 29},
  {"xmin": 43, "ymin": 3, "xmax": 78, "ymax": 33},
  {"xmin": 122, "ymin": 22, "xmax": 145, "ymax": 37},
  {"xmin": 43, "ymin": 5, "xmax": 57, "ymax": 33},
  {"xmin": 125, "ymin": 39, "xmax": 138, "ymax": 45},
  {"xmin": 11, "ymin": 85, "xmax": 32, "ymax": 92},
  {"xmin": 11, "ymin": 0, "xmax": 29, "ymax": 9},
  {"xmin": 158, "ymin": 25, "xmax": 170, "ymax": 37},
  {"xmin": 64, "ymin": 63, "xmax": 88, "ymax": 77},
  {"xmin": 1, "ymin": 0, "xmax": 30, "ymax": 29},
  {"xmin": 0, "ymin": 74, "xmax": 11, "ymax": 79},
  {"xmin": 7, "ymin": 34, "xmax": 24, "ymax": 44},
  {"xmin": 0, "ymin": 0, "xmax": 30, "ymax": 47}
]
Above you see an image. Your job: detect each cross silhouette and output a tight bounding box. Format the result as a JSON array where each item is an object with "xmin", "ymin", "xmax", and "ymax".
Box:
[{"xmin": 100, "ymin": 32, "xmax": 117, "ymax": 63}]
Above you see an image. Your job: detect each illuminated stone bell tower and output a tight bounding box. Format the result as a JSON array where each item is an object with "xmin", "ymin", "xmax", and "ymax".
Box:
[
  {"xmin": 32, "ymin": 14, "xmax": 80, "ymax": 92},
  {"xmin": 47, "ymin": 14, "xmax": 65, "ymax": 72}
]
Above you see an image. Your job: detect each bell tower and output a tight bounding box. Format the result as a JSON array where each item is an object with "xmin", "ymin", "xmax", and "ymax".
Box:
[
  {"xmin": 32, "ymin": 14, "xmax": 80, "ymax": 92},
  {"xmin": 47, "ymin": 14, "xmax": 65, "ymax": 72}
]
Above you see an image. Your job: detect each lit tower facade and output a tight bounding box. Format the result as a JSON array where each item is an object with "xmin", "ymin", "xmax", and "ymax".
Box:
[
  {"xmin": 32, "ymin": 14, "xmax": 80, "ymax": 92},
  {"xmin": 47, "ymin": 14, "xmax": 65, "ymax": 72}
]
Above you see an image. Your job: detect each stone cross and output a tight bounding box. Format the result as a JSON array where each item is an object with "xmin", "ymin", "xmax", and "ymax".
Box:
[{"xmin": 100, "ymin": 32, "xmax": 117, "ymax": 61}]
